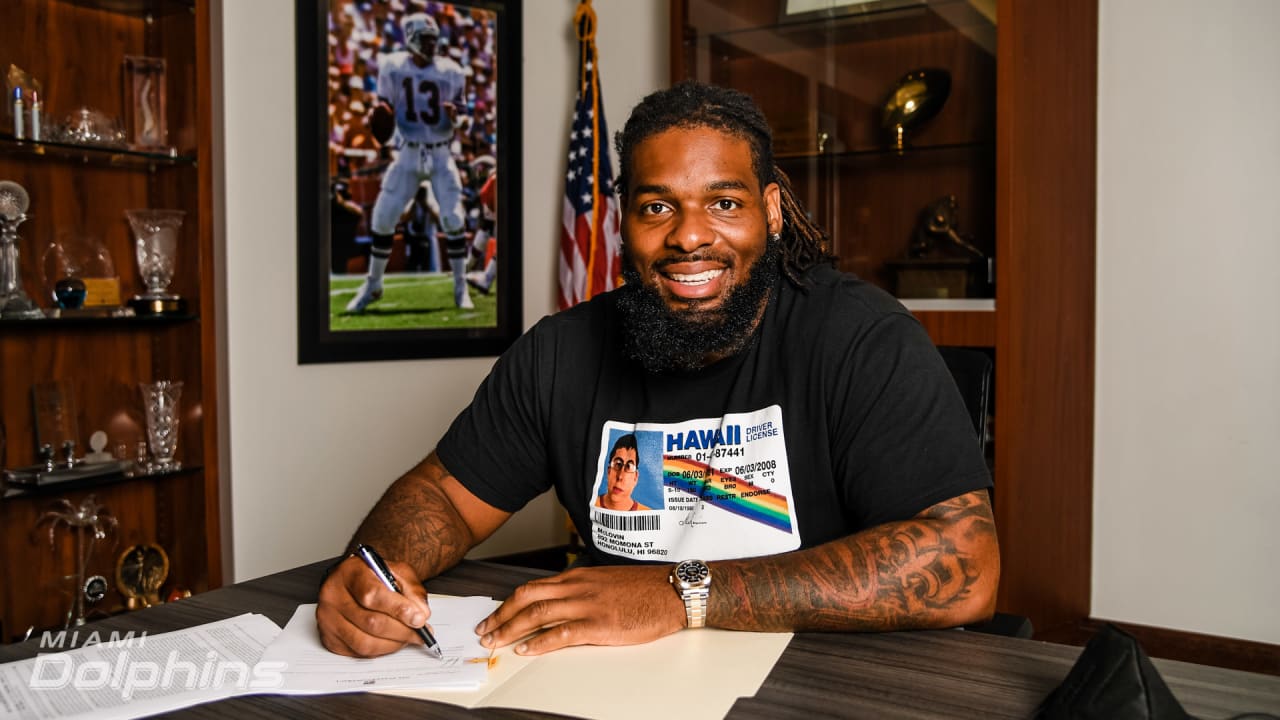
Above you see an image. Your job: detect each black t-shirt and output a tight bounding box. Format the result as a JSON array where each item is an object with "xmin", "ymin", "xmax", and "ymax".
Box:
[{"xmin": 438, "ymin": 264, "xmax": 991, "ymax": 565}]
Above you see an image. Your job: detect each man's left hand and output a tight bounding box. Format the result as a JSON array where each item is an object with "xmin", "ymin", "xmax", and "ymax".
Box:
[{"xmin": 476, "ymin": 565, "xmax": 686, "ymax": 655}]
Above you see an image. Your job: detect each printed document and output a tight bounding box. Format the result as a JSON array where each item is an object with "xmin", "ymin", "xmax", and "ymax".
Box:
[
  {"xmin": 0, "ymin": 613, "xmax": 281, "ymax": 720},
  {"xmin": 259, "ymin": 598, "xmax": 498, "ymax": 693}
]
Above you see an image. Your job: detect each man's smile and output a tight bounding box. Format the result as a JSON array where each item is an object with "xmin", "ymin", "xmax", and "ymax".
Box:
[{"xmin": 658, "ymin": 261, "xmax": 730, "ymax": 301}]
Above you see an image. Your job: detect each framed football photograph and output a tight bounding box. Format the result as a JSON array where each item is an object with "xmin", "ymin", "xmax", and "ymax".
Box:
[{"xmin": 296, "ymin": 0, "xmax": 522, "ymax": 363}]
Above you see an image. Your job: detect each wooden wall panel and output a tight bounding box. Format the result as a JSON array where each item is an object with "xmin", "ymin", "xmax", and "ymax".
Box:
[
  {"xmin": 913, "ymin": 309, "xmax": 996, "ymax": 347},
  {"xmin": 993, "ymin": 0, "xmax": 1098, "ymax": 635}
]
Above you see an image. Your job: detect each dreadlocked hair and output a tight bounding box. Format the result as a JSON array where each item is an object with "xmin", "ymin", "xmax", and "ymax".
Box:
[
  {"xmin": 614, "ymin": 81, "xmax": 834, "ymax": 288},
  {"xmin": 771, "ymin": 164, "xmax": 835, "ymax": 285}
]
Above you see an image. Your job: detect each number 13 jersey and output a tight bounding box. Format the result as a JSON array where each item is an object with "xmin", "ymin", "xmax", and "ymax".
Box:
[{"xmin": 377, "ymin": 51, "xmax": 466, "ymax": 145}]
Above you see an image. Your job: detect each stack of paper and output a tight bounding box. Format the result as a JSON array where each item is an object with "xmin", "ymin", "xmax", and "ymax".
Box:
[
  {"xmin": 0, "ymin": 613, "xmax": 282, "ymax": 720},
  {"xmin": 260, "ymin": 597, "xmax": 500, "ymax": 694},
  {"xmin": 0, "ymin": 595, "xmax": 792, "ymax": 720}
]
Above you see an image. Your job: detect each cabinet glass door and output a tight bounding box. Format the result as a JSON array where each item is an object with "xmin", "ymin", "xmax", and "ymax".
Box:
[{"xmin": 675, "ymin": 0, "xmax": 996, "ymax": 300}]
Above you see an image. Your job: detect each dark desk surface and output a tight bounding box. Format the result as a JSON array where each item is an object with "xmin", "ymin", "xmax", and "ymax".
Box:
[{"xmin": 2, "ymin": 560, "xmax": 1278, "ymax": 719}]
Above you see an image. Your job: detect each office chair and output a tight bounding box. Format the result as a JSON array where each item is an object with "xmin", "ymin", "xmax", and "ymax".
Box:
[{"xmin": 936, "ymin": 346, "xmax": 1035, "ymax": 640}]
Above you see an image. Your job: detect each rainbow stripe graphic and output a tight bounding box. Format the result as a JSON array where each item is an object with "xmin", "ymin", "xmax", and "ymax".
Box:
[{"xmin": 662, "ymin": 457, "xmax": 793, "ymax": 533}]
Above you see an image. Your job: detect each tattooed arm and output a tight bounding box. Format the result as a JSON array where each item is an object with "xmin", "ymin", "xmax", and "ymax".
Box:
[
  {"xmin": 710, "ymin": 489, "xmax": 999, "ymax": 631},
  {"xmin": 475, "ymin": 489, "xmax": 998, "ymax": 655},
  {"xmin": 316, "ymin": 451, "xmax": 511, "ymax": 657}
]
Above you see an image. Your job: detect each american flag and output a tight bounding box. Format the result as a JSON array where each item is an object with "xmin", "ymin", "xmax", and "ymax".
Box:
[{"xmin": 559, "ymin": 3, "xmax": 621, "ymax": 310}]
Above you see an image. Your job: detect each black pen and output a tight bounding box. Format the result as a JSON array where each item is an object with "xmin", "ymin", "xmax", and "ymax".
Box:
[{"xmin": 353, "ymin": 543, "xmax": 443, "ymax": 659}]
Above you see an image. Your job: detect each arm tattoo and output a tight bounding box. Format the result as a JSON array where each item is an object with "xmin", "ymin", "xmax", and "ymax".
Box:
[
  {"xmin": 710, "ymin": 490, "xmax": 998, "ymax": 632},
  {"xmin": 345, "ymin": 453, "xmax": 475, "ymax": 581}
]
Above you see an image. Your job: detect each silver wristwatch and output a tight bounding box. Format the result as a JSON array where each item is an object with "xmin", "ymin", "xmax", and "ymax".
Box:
[{"xmin": 670, "ymin": 559, "xmax": 711, "ymax": 628}]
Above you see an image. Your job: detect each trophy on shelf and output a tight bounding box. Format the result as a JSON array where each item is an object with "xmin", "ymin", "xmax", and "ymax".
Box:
[
  {"xmin": 125, "ymin": 209, "xmax": 186, "ymax": 316},
  {"xmin": 42, "ymin": 232, "xmax": 125, "ymax": 316},
  {"xmin": 116, "ymin": 542, "xmax": 169, "ymax": 610},
  {"xmin": 35, "ymin": 495, "xmax": 118, "ymax": 628},
  {"xmin": 140, "ymin": 380, "xmax": 182, "ymax": 472},
  {"xmin": 0, "ymin": 179, "xmax": 45, "ymax": 319},
  {"xmin": 2, "ymin": 382, "xmax": 135, "ymax": 487},
  {"xmin": 123, "ymin": 56, "xmax": 169, "ymax": 152},
  {"xmin": 881, "ymin": 68, "xmax": 951, "ymax": 152},
  {"xmin": 887, "ymin": 195, "xmax": 992, "ymax": 299}
]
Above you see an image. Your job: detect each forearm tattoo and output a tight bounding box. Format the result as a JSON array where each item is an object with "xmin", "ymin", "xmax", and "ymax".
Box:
[
  {"xmin": 710, "ymin": 490, "xmax": 998, "ymax": 631},
  {"xmin": 347, "ymin": 454, "xmax": 474, "ymax": 581}
]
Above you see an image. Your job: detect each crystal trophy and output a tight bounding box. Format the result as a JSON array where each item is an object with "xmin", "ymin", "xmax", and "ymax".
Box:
[
  {"xmin": 0, "ymin": 180, "xmax": 44, "ymax": 319},
  {"xmin": 140, "ymin": 380, "xmax": 182, "ymax": 472},
  {"xmin": 125, "ymin": 208, "xmax": 186, "ymax": 315}
]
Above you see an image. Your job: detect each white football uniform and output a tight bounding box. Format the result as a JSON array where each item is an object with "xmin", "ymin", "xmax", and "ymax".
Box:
[{"xmin": 370, "ymin": 51, "xmax": 467, "ymax": 236}]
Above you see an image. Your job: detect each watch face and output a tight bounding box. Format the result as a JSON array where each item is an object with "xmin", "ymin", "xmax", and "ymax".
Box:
[{"xmin": 675, "ymin": 560, "xmax": 709, "ymax": 585}]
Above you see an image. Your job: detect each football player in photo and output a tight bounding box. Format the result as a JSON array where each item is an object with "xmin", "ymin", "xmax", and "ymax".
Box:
[{"xmin": 347, "ymin": 11, "xmax": 474, "ymax": 313}]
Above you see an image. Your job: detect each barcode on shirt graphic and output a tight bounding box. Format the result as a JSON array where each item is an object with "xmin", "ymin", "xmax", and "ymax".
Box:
[{"xmin": 592, "ymin": 510, "xmax": 661, "ymax": 532}]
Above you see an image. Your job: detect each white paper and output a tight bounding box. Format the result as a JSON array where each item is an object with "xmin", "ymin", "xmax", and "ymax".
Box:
[
  {"xmin": 380, "ymin": 627, "xmax": 793, "ymax": 720},
  {"xmin": 0, "ymin": 613, "xmax": 281, "ymax": 720},
  {"xmin": 260, "ymin": 599, "xmax": 499, "ymax": 694}
]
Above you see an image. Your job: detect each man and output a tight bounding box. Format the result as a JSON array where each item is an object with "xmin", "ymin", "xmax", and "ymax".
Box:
[
  {"xmin": 318, "ymin": 82, "xmax": 999, "ymax": 659},
  {"xmin": 329, "ymin": 181, "xmax": 364, "ymax": 275},
  {"xmin": 466, "ymin": 168, "xmax": 497, "ymax": 294},
  {"xmin": 595, "ymin": 433, "xmax": 651, "ymax": 512},
  {"xmin": 346, "ymin": 11, "xmax": 474, "ymax": 313},
  {"xmin": 403, "ymin": 183, "xmax": 440, "ymax": 273}
]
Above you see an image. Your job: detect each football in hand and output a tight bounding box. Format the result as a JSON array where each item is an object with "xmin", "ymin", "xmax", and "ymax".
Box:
[{"xmin": 367, "ymin": 102, "xmax": 395, "ymax": 144}]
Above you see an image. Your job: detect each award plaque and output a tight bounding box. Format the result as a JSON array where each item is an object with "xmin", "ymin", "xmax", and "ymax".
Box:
[{"xmin": 116, "ymin": 542, "xmax": 169, "ymax": 609}]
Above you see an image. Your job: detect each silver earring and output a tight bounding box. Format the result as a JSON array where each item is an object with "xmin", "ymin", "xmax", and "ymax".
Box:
[{"xmin": 769, "ymin": 232, "xmax": 781, "ymax": 242}]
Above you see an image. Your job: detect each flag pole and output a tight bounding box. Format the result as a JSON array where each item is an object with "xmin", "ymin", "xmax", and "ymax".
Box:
[{"xmin": 575, "ymin": 0, "xmax": 601, "ymax": 299}]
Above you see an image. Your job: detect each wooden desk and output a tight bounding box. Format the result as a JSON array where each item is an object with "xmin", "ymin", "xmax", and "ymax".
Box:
[{"xmin": 2, "ymin": 560, "xmax": 1277, "ymax": 719}]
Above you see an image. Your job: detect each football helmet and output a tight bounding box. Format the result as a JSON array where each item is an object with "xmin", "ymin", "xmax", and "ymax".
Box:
[{"xmin": 402, "ymin": 13, "xmax": 439, "ymax": 59}]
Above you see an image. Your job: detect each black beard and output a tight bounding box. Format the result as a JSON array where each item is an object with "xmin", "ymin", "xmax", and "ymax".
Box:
[{"xmin": 615, "ymin": 236, "xmax": 781, "ymax": 374}]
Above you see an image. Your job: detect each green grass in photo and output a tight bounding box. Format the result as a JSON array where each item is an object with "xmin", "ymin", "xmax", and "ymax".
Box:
[{"xmin": 329, "ymin": 273, "xmax": 498, "ymax": 331}]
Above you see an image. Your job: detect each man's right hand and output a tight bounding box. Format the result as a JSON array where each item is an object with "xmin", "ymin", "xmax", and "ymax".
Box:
[{"xmin": 316, "ymin": 555, "xmax": 434, "ymax": 657}]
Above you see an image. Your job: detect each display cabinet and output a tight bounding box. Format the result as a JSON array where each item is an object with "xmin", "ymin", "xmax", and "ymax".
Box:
[
  {"xmin": 671, "ymin": 0, "xmax": 1098, "ymax": 636},
  {"xmin": 0, "ymin": 0, "xmax": 219, "ymax": 640},
  {"xmin": 674, "ymin": 0, "xmax": 997, "ymax": 344}
]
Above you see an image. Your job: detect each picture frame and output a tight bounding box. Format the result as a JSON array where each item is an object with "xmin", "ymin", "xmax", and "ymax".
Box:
[
  {"xmin": 122, "ymin": 55, "xmax": 168, "ymax": 150},
  {"xmin": 296, "ymin": 0, "xmax": 523, "ymax": 364},
  {"xmin": 779, "ymin": 0, "xmax": 923, "ymax": 23}
]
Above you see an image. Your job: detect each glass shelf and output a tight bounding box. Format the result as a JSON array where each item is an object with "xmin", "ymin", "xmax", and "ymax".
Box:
[
  {"xmin": 899, "ymin": 298, "xmax": 994, "ymax": 312},
  {"xmin": 57, "ymin": 0, "xmax": 195, "ymax": 19},
  {"xmin": 2, "ymin": 464, "xmax": 203, "ymax": 500},
  {"xmin": 0, "ymin": 312, "xmax": 197, "ymax": 330},
  {"xmin": 0, "ymin": 135, "xmax": 195, "ymax": 168},
  {"xmin": 775, "ymin": 140, "xmax": 993, "ymax": 161}
]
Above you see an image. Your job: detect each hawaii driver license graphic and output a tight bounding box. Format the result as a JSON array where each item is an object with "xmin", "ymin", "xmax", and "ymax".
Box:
[{"xmin": 588, "ymin": 406, "xmax": 801, "ymax": 561}]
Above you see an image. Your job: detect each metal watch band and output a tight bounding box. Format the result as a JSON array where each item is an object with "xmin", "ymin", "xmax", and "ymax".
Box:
[{"xmin": 684, "ymin": 589, "xmax": 709, "ymax": 628}]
